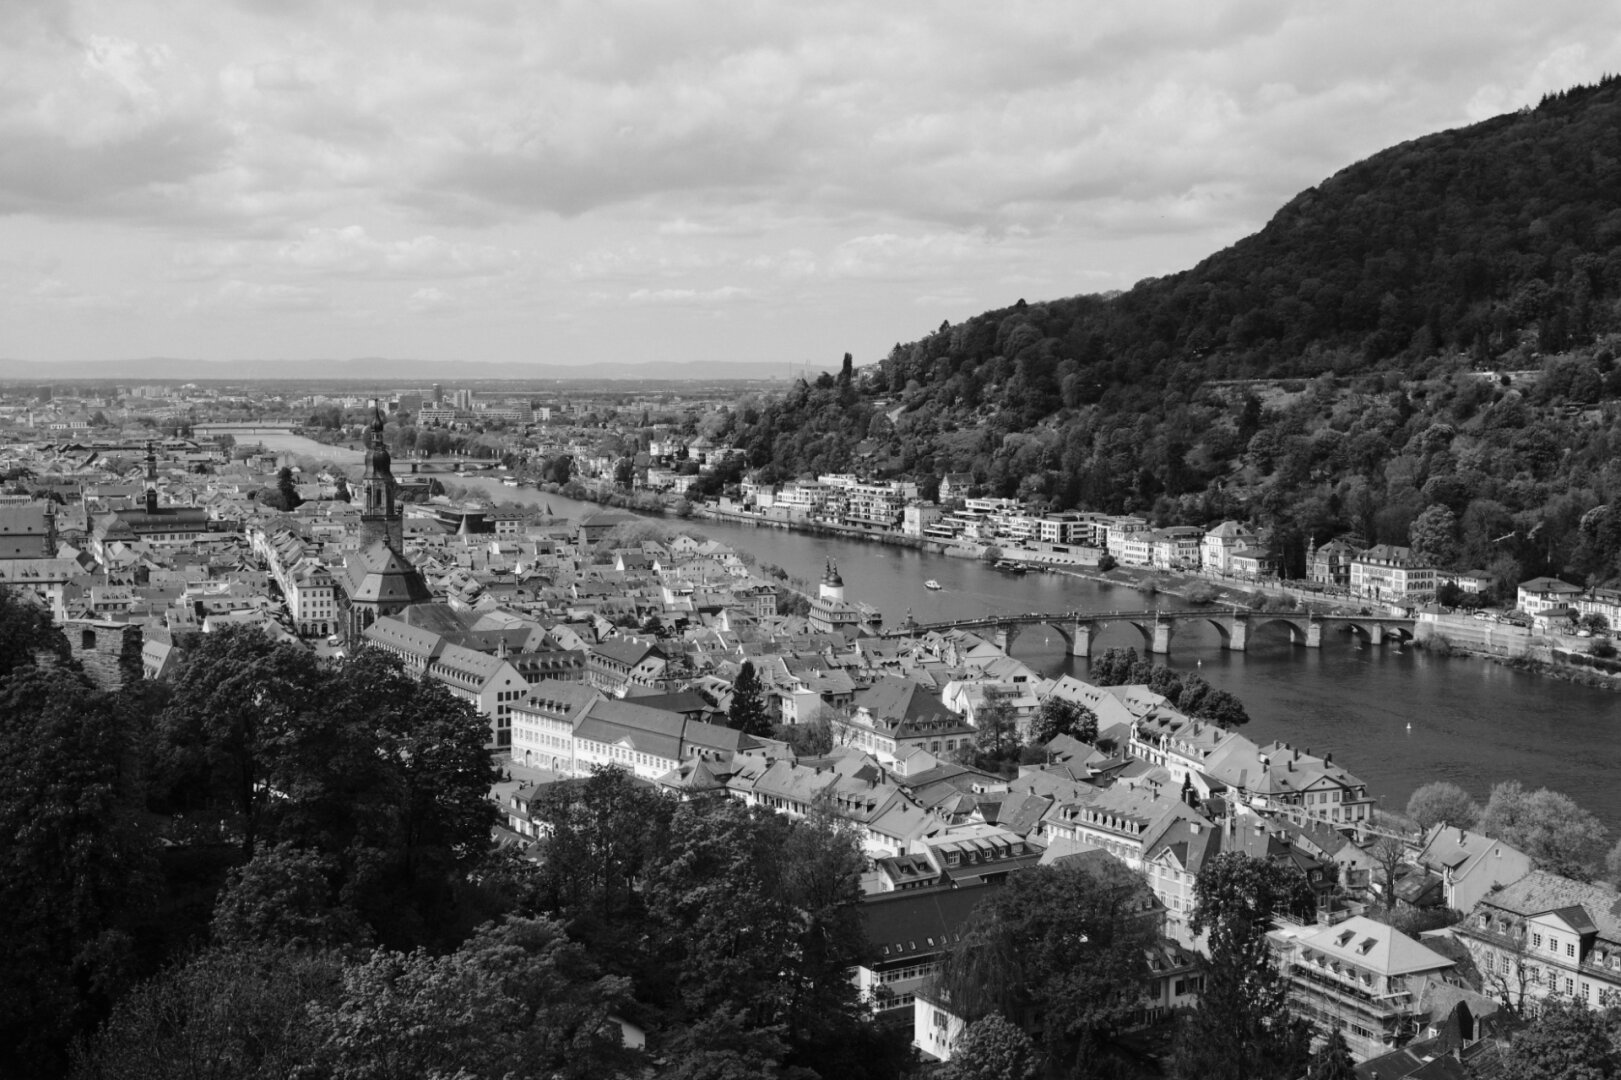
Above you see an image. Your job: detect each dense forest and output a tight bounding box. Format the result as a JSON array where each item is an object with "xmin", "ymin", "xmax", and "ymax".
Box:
[{"xmin": 725, "ymin": 77, "xmax": 1621, "ymax": 595}]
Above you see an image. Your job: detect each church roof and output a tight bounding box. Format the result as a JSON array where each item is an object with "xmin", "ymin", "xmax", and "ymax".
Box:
[{"xmin": 341, "ymin": 540, "xmax": 433, "ymax": 604}]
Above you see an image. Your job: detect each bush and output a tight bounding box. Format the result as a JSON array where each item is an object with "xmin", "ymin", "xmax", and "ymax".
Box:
[{"xmin": 1590, "ymin": 639, "xmax": 1618, "ymax": 659}]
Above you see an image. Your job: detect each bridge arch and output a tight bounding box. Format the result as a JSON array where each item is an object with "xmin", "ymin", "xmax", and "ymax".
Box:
[
  {"xmin": 1080, "ymin": 616, "xmax": 1154, "ymax": 657},
  {"xmin": 1000, "ymin": 619, "xmax": 1076, "ymax": 654},
  {"xmin": 1248, "ymin": 615, "xmax": 1310, "ymax": 647}
]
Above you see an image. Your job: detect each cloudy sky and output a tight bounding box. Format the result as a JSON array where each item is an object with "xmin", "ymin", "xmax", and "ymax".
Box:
[{"xmin": 2, "ymin": 1, "xmax": 1619, "ymax": 372}]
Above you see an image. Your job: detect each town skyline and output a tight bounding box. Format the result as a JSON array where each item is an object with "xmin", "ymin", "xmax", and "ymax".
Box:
[{"xmin": 3, "ymin": 1, "xmax": 1620, "ymax": 370}]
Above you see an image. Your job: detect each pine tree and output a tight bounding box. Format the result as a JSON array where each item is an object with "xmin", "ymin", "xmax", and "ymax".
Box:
[{"xmin": 726, "ymin": 661, "xmax": 771, "ymax": 738}]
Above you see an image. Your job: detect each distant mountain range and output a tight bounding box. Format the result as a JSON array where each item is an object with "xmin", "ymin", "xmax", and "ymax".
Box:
[{"xmin": 0, "ymin": 356, "xmax": 828, "ymax": 384}]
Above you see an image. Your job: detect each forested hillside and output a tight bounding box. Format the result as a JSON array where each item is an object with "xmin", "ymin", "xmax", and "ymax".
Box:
[{"xmin": 730, "ymin": 77, "xmax": 1621, "ymax": 592}]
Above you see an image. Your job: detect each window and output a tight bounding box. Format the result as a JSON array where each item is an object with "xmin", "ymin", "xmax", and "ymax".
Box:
[
  {"xmin": 1568, "ymin": 943, "xmax": 1577, "ymax": 959},
  {"xmin": 1550, "ymin": 936, "xmax": 1558, "ymax": 953},
  {"xmin": 1534, "ymin": 934, "xmax": 1544, "ymax": 949}
]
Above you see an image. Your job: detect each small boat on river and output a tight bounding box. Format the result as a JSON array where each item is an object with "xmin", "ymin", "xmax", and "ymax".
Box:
[{"xmin": 924, "ymin": 579, "xmax": 942, "ymax": 590}]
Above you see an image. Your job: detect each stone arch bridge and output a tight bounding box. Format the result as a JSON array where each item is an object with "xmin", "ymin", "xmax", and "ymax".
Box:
[{"xmin": 884, "ymin": 608, "xmax": 1416, "ymax": 658}]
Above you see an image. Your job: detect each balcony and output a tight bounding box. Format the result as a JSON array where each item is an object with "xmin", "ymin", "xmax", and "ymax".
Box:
[{"xmin": 1286, "ymin": 964, "xmax": 1403, "ymax": 1021}]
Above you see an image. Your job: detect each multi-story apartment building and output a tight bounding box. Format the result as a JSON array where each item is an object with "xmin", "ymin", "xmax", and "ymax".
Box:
[
  {"xmin": 509, "ymin": 681, "xmax": 603, "ymax": 773},
  {"xmin": 287, "ymin": 563, "xmax": 337, "ymax": 637},
  {"xmin": 1349, "ymin": 545, "xmax": 1436, "ymax": 603},
  {"xmin": 1201, "ymin": 520, "xmax": 1256, "ymax": 574},
  {"xmin": 1453, "ymin": 870, "xmax": 1621, "ymax": 1011},
  {"xmin": 1272, "ymin": 916, "xmax": 1455, "ymax": 1062}
]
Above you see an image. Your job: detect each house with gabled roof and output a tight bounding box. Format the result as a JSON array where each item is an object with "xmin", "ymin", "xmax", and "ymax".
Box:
[{"xmin": 1412, "ymin": 826, "xmax": 1531, "ymax": 915}]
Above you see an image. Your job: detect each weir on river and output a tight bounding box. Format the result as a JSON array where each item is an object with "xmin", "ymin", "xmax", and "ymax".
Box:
[{"xmin": 447, "ymin": 474, "xmax": 1621, "ymax": 830}]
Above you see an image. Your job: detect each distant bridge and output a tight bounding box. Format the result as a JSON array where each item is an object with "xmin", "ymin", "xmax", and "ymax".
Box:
[
  {"xmin": 882, "ymin": 608, "xmax": 1416, "ymax": 658},
  {"xmin": 193, "ymin": 422, "xmax": 299, "ymax": 437}
]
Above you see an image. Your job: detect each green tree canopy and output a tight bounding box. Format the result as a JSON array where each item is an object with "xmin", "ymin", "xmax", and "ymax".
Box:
[
  {"xmin": 1480, "ymin": 780, "xmax": 1609, "ymax": 881},
  {"xmin": 938, "ymin": 858, "xmax": 1159, "ymax": 1070},
  {"xmin": 1406, "ymin": 780, "xmax": 1482, "ymax": 832},
  {"xmin": 1171, "ymin": 853, "xmax": 1314, "ymax": 1080},
  {"xmin": 945, "ymin": 1013, "xmax": 1044, "ymax": 1080}
]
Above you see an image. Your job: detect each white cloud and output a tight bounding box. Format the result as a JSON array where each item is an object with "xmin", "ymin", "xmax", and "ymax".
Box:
[
  {"xmin": 2, "ymin": 0, "xmax": 1621, "ymax": 364},
  {"xmin": 626, "ymin": 285, "xmax": 755, "ymax": 305}
]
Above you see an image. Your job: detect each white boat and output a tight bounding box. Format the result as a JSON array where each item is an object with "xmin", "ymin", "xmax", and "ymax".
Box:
[{"xmin": 924, "ymin": 579, "xmax": 942, "ymax": 590}]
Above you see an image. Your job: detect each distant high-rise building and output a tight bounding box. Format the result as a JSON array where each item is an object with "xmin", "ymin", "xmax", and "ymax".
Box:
[{"xmin": 453, "ymin": 388, "xmax": 474, "ymax": 410}]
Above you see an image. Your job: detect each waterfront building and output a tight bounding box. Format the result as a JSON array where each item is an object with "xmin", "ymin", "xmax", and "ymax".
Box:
[
  {"xmin": 1306, "ymin": 537, "xmax": 1360, "ymax": 589},
  {"xmin": 1200, "ymin": 520, "xmax": 1256, "ymax": 574},
  {"xmin": 1517, "ymin": 576, "xmax": 1583, "ymax": 615},
  {"xmin": 1349, "ymin": 545, "xmax": 1436, "ymax": 603}
]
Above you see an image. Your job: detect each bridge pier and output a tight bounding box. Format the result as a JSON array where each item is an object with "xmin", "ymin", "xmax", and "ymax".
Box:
[
  {"xmin": 1370, "ymin": 624, "xmax": 1383, "ymax": 646},
  {"xmin": 1069, "ymin": 621, "xmax": 1091, "ymax": 658},
  {"xmin": 993, "ymin": 625, "xmax": 1011, "ymax": 652},
  {"xmin": 1228, "ymin": 614, "xmax": 1248, "ymax": 652},
  {"xmin": 1306, "ymin": 620, "xmax": 1322, "ymax": 648},
  {"xmin": 1151, "ymin": 619, "xmax": 1171, "ymax": 655}
]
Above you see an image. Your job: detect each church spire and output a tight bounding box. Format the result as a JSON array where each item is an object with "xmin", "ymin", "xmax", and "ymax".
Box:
[
  {"xmin": 143, "ymin": 440, "xmax": 159, "ymax": 515},
  {"xmin": 359, "ymin": 399, "xmax": 400, "ymax": 549}
]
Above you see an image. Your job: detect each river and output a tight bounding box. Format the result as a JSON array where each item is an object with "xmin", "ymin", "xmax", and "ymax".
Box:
[{"xmin": 452, "ymin": 476, "xmax": 1621, "ymax": 831}]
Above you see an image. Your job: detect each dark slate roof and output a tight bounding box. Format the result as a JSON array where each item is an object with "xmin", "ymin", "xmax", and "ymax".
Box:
[
  {"xmin": 340, "ymin": 541, "xmax": 433, "ymax": 605},
  {"xmin": 858, "ymin": 882, "xmax": 1004, "ymax": 964}
]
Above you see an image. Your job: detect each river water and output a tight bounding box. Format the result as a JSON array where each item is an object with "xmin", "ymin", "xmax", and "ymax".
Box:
[{"xmin": 452, "ymin": 476, "xmax": 1621, "ymax": 831}]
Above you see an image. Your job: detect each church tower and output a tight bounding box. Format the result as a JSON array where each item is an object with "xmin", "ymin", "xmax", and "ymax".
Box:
[
  {"xmin": 819, "ymin": 558, "xmax": 845, "ymax": 602},
  {"xmin": 337, "ymin": 400, "xmax": 430, "ymax": 647},
  {"xmin": 358, "ymin": 400, "xmax": 401, "ymax": 550},
  {"xmin": 143, "ymin": 441, "xmax": 159, "ymax": 515}
]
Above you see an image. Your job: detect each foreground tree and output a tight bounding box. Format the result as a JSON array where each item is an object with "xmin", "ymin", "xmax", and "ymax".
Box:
[
  {"xmin": 0, "ymin": 667, "xmax": 157, "ymax": 1080},
  {"xmin": 70, "ymin": 946, "xmax": 343, "ymax": 1080},
  {"xmin": 1406, "ymin": 780, "xmax": 1482, "ymax": 832},
  {"xmin": 938, "ymin": 857, "xmax": 1159, "ymax": 1073},
  {"xmin": 643, "ymin": 798, "xmax": 881, "ymax": 1077},
  {"xmin": 1497, "ymin": 996, "xmax": 1621, "ymax": 1080},
  {"xmin": 308, "ymin": 917, "xmax": 635, "ymax": 1080},
  {"xmin": 151, "ymin": 626, "xmax": 327, "ymax": 859},
  {"xmin": 1171, "ymin": 853, "xmax": 1314, "ymax": 1080},
  {"xmin": 210, "ymin": 843, "xmax": 369, "ymax": 950},
  {"xmin": 946, "ymin": 1013, "xmax": 1044, "ymax": 1080},
  {"xmin": 1480, "ymin": 780, "xmax": 1609, "ymax": 881}
]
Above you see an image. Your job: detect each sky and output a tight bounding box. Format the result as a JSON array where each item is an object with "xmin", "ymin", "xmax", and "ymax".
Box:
[{"xmin": 2, "ymin": 1, "xmax": 1620, "ymax": 373}]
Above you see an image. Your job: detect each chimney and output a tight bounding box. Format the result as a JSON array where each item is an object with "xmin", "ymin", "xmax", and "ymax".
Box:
[{"xmin": 1458, "ymin": 828, "xmax": 1466, "ymax": 845}]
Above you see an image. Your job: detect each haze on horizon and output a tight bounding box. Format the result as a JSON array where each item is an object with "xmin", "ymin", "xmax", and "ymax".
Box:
[{"xmin": 2, "ymin": 1, "xmax": 1619, "ymax": 372}]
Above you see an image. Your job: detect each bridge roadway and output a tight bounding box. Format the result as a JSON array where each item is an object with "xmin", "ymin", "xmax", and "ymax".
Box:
[{"xmin": 880, "ymin": 607, "xmax": 1417, "ymax": 658}]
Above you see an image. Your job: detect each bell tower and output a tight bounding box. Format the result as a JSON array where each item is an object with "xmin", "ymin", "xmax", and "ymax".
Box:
[
  {"xmin": 143, "ymin": 441, "xmax": 159, "ymax": 515},
  {"xmin": 358, "ymin": 400, "xmax": 401, "ymax": 549}
]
